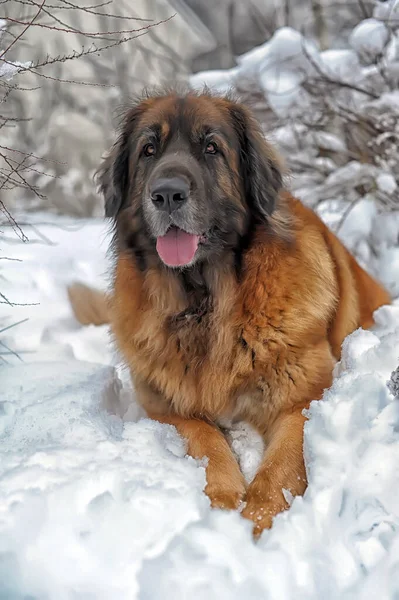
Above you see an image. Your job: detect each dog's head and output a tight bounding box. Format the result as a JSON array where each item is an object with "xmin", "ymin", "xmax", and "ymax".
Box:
[{"xmin": 99, "ymin": 91, "xmax": 283, "ymax": 269}]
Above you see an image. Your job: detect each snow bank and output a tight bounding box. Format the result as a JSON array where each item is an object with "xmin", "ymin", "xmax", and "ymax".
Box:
[
  {"xmin": 1, "ymin": 215, "xmax": 113, "ymax": 366},
  {"xmin": 0, "ymin": 361, "xmax": 209, "ymax": 599},
  {"xmin": 1, "ymin": 215, "xmax": 399, "ymax": 598}
]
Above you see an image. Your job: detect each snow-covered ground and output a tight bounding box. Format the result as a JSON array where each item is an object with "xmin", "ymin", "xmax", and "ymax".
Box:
[
  {"xmin": 1, "ymin": 2, "xmax": 399, "ymax": 594},
  {"xmin": 1, "ymin": 204, "xmax": 398, "ymax": 598}
]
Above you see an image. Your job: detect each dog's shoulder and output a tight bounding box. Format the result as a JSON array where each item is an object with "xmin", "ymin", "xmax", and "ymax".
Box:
[
  {"xmin": 274, "ymin": 192, "xmax": 390, "ymax": 357},
  {"xmin": 239, "ymin": 193, "xmax": 339, "ymax": 333}
]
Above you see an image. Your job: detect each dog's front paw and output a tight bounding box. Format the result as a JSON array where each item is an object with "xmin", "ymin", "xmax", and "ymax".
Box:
[
  {"xmin": 206, "ymin": 486, "xmax": 246, "ymax": 511},
  {"xmin": 203, "ymin": 455, "xmax": 247, "ymax": 511},
  {"xmin": 241, "ymin": 487, "xmax": 289, "ymax": 537},
  {"xmin": 241, "ymin": 501, "xmax": 277, "ymax": 536}
]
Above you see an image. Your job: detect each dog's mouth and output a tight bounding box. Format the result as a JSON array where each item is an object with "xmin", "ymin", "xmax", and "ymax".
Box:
[{"xmin": 156, "ymin": 226, "xmax": 206, "ymax": 267}]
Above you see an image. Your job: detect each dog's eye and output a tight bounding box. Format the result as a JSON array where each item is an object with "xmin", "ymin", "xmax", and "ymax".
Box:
[
  {"xmin": 143, "ymin": 143, "xmax": 156, "ymax": 157},
  {"xmin": 205, "ymin": 142, "xmax": 218, "ymax": 155}
]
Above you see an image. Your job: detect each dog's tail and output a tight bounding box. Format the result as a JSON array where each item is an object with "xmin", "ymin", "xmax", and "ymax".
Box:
[{"xmin": 67, "ymin": 282, "xmax": 110, "ymax": 326}]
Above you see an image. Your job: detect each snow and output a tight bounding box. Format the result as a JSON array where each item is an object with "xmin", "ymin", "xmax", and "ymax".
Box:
[
  {"xmin": 350, "ymin": 19, "xmax": 390, "ymax": 62},
  {"xmin": 1, "ymin": 206, "xmax": 399, "ymax": 598},
  {"xmin": 188, "ymin": 5, "xmax": 399, "ymax": 265},
  {"xmin": 141, "ymin": 305, "xmax": 399, "ymax": 598},
  {"xmin": 2, "ymin": 5, "xmax": 399, "ymax": 594},
  {"xmin": 1, "ymin": 215, "xmax": 112, "ymax": 365},
  {"xmin": 189, "ymin": 28, "xmax": 361, "ymax": 118},
  {"xmin": 1, "ymin": 363, "xmax": 208, "ymax": 599},
  {"xmin": 190, "ymin": 27, "xmax": 320, "ymax": 116},
  {"xmin": 219, "ymin": 420, "xmax": 264, "ymax": 484},
  {"xmin": 374, "ymin": 0, "xmax": 399, "ymax": 22},
  {"xmin": 0, "ymin": 60, "xmax": 31, "ymax": 82},
  {"xmin": 376, "ymin": 172, "xmax": 397, "ymax": 194},
  {"xmin": 0, "ymin": 21, "xmax": 31, "ymax": 81},
  {"xmin": 190, "ymin": 67, "xmax": 240, "ymax": 94},
  {"xmin": 309, "ymin": 131, "xmax": 348, "ymax": 154},
  {"xmin": 320, "ymin": 48, "xmax": 360, "ymax": 78}
]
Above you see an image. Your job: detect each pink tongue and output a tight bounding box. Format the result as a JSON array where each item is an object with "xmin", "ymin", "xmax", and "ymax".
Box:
[{"xmin": 156, "ymin": 228, "xmax": 200, "ymax": 267}]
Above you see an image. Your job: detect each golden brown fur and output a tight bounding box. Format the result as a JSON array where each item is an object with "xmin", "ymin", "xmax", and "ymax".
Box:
[{"xmin": 68, "ymin": 92, "xmax": 390, "ymax": 536}]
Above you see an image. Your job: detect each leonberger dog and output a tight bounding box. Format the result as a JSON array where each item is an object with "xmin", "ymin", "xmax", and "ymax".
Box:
[{"xmin": 68, "ymin": 90, "xmax": 390, "ymax": 536}]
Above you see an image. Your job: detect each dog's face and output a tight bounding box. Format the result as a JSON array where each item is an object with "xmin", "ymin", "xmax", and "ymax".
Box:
[{"xmin": 99, "ymin": 92, "xmax": 283, "ymax": 269}]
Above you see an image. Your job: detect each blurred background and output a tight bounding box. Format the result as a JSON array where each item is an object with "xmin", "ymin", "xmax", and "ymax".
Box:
[{"xmin": 1, "ymin": 0, "xmax": 399, "ymax": 294}]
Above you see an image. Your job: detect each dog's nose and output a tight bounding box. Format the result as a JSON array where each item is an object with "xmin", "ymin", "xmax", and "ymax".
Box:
[{"xmin": 150, "ymin": 177, "xmax": 189, "ymax": 213}]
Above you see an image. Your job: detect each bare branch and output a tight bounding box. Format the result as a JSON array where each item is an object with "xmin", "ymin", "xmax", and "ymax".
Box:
[
  {"xmin": 2, "ymin": 13, "xmax": 173, "ymax": 39},
  {"xmin": 0, "ymin": 0, "xmax": 45, "ymax": 59},
  {"xmin": 0, "ymin": 318, "xmax": 29, "ymax": 335},
  {"xmin": 301, "ymin": 36, "xmax": 379, "ymax": 99},
  {"xmin": 0, "ymin": 200, "xmax": 28, "ymax": 241}
]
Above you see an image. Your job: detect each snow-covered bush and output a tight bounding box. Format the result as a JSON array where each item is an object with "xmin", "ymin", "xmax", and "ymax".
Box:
[
  {"xmin": 0, "ymin": 19, "xmax": 32, "ymax": 222},
  {"xmin": 191, "ymin": 0, "xmax": 399, "ymax": 297},
  {"xmin": 188, "ymin": 0, "xmax": 376, "ymax": 72},
  {"xmin": 0, "ymin": 18, "xmax": 30, "ymax": 325}
]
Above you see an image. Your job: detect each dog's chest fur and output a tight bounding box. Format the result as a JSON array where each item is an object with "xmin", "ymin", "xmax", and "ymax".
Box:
[
  {"xmin": 112, "ymin": 254, "xmax": 247, "ymax": 417},
  {"xmin": 111, "ymin": 226, "xmax": 337, "ymax": 427}
]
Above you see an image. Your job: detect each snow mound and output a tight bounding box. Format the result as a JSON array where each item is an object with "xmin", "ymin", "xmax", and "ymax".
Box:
[
  {"xmin": 350, "ymin": 19, "xmax": 390, "ymax": 63},
  {"xmin": 0, "ymin": 361, "xmax": 209, "ymax": 599},
  {"xmin": 1, "ymin": 361, "xmax": 122, "ymax": 445},
  {"xmin": 0, "ymin": 215, "xmax": 112, "ymax": 366}
]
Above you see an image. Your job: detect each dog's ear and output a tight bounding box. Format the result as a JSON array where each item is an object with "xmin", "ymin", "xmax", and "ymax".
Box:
[
  {"xmin": 229, "ymin": 103, "xmax": 283, "ymax": 221},
  {"xmin": 96, "ymin": 105, "xmax": 143, "ymax": 218}
]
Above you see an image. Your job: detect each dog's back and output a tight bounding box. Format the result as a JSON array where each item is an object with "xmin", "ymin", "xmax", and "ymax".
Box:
[{"xmin": 290, "ymin": 197, "xmax": 390, "ymax": 358}]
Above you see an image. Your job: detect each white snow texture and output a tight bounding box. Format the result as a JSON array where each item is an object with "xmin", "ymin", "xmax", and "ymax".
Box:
[{"xmin": 2, "ymin": 4, "xmax": 399, "ymax": 596}]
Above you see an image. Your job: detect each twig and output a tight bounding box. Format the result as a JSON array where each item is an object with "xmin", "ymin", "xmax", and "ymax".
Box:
[
  {"xmin": 301, "ymin": 37, "xmax": 379, "ymax": 99},
  {"xmin": 0, "ymin": 0, "xmax": 46, "ymax": 59},
  {"xmin": 1, "ymin": 152, "xmax": 46, "ymax": 198},
  {"xmin": 0, "ymin": 294, "xmax": 39, "ymax": 305},
  {"xmin": 357, "ymin": 0, "xmax": 369, "ymax": 19},
  {"xmin": 0, "ymin": 145, "xmax": 66, "ymax": 164},
  {"xmin": 0, "ymin": 339, "xmax": 23, "ymax": 361},
  {"xmin": 12, "ymin": 0, "xmax": 151, "ymax": 21},
  {"xmin": 336, "ymin": 197, "xmax": 363, "ymax": 234},
  {"xmin": 2, "ymin": 14, "xmax": 172, "ymax": 38},
  {"xmin": 0, "ymin": 200, "xmax": 28, "ymax": 241},
  {"xmin": 0, "ymin": 318, "xmax": 29, "ymax": 334},
  {"xmin": 10, "ymin": 26, "xmax": 165, "ymax": 81}
]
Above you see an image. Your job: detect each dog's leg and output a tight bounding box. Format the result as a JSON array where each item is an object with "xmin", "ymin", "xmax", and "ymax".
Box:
[
  {"xmin": 241, "ymin": 406, "xmax": 308, "ymax": 536},
  {"xmin": 148, "ymin": 412, "xmax": 246, "ymax": 510}
]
